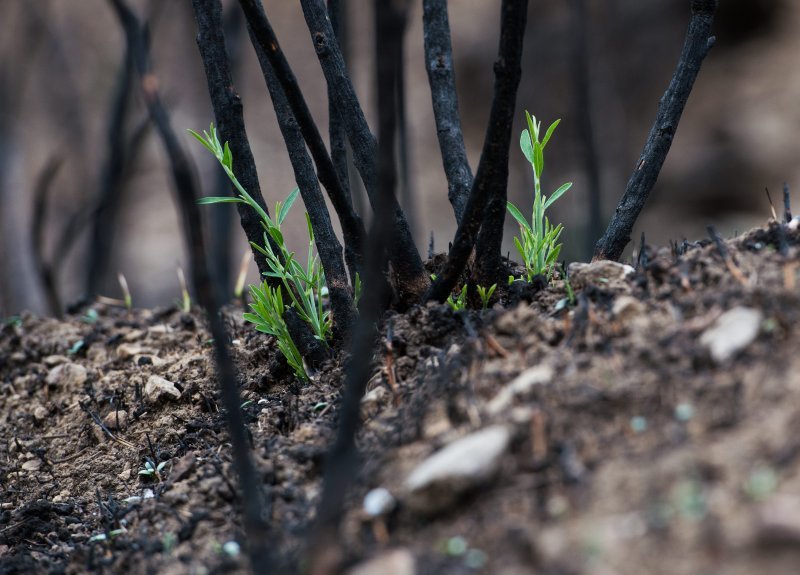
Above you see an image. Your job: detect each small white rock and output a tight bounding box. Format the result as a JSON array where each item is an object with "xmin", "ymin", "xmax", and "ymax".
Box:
[
  {"xmin": 144, "ymin": 375, "xmax": 181, "ymax": 402},
  {"xmin": 46, "ymin": 363, "xmax": 87, "ymax": 388},
  {"xmin": 363, "ymin": 487, "xmax": 396, "ymax": 517},
  {"xmin": 404, "ymin": 425, "xmax": 512, "ymax": 514},
  {"xmin": 486, "ymin": 365, "xmax": 553, "ymax": 416},
  {"xmin": 699, "ymin": 306, "xmax": 763, "ymax": 363},
  {"xmin": 568, "ymin": 260, "xmax": 635, "ymax": 291}
]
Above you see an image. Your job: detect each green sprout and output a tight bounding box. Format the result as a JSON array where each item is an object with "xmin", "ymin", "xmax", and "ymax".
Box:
[
  {"xmin": 507, "ymin": 111, "xmax": 572, "ymax": 281},
  {"xmin": 189, "ymin": 124, "xmax": 331, "ymax": 381},
  {"xmin": 476, "ymin": 284, "xmax": 497, "ymax": 310},
  {"xmin": 118, "ymin": 273, "xmax": 132, "ymax": 312},
  {"xmin": 446, "ymin": 285, "xmax": 468, "ymax": 312},
  {"xmin": 138, "ymin": 458, "xmax": 167, "ymax": 481},
  {"xmin": 177, "ymin": 267, "xmax": 191, "ymax": 313}
]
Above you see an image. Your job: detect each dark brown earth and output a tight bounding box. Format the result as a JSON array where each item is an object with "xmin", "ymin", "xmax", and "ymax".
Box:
[{"xmin": 3, "ymin": 220, "xmax": 800, "ymax": 575}]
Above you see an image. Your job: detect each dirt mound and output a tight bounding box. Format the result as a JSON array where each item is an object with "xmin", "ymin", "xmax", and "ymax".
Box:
[{"xmin": 2, "ymin": 221, "xmax": 800, "ymax": 574}]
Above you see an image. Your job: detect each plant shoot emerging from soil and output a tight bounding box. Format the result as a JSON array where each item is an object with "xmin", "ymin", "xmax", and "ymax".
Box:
[
  {"xmin": 190, "ymin": 124, "xmax": 331, "ymax": 380},
  {"xmin": 507, "ymin": 111, "xmax": 572, "ymax": 281}
]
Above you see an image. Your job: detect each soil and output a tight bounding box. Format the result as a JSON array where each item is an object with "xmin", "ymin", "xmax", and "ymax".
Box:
[{"xmin": 3, "ymin": 220, "xmax": 800, "ymax": 575}]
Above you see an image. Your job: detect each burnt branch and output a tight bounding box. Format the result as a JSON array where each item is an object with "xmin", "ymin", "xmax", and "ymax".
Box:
[
  {"xmin": 473, "ymin": 0, "xmax": 528, "ymax": 285},
  {"xmin": 570, "ymin": 0, "xmax": 603, "ymax": 258},
  {"xmin": 237, "ymin": 0, "xmax": 365, "ymax": 277},
  {"xmin": 593, "ymin": 0, "xmax": 717, "ymax": 261},
  {"xmin": 247, "ymin": 21, "xmax": 357, "ymax": 342},
  {"xmin": 298, "ymin": 0, "xmax": 429, "ymax": 306},
  {"xmin": 326, "ymin": 0, "xmax": 352, "ymax": 214},
  {"xmin": 422, "ymin": 0, "xmax": 474, "ymax": 224},
  {"xmin": 427, "ymin": 0, "xmax": 528, "ymax": 301},
  {"xmin": 309, "ymin": 1, "xmax": 408, "ymax": 566},
  {"xmin": 190, "ymin": 0, "xmax": 273, "ymax": 280},
  {"xmin": 30, "ymin": 156, "xmax": 64, "ymax": 316},
  {"xmin": 108, "ymin": 0, "xmax": 274, "ymax": 570}
]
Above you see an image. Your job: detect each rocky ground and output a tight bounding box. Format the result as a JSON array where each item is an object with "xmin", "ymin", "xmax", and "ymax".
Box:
[{"xmin": 3, "ymin": 220, "xmax": 800, "ymax": 574}]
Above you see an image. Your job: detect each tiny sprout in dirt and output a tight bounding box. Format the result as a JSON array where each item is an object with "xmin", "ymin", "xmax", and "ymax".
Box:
[
  {"xmin": 190, "ymin": 124, "xmax": 330, "ymax": 381},
  {"xmin": 446, "ymin": 285, "xmax": 468, "ymax": 312},
  {"xmin": 138, "ymin": 459, "xmax": 167, "ymax": 481},
  {"xmin": 507, "ymin": 111, "xmax": 572, "ymax": 281},
  {"xmin": 476, "ymin": 284, "xmax": 497, "ymax": 310}
]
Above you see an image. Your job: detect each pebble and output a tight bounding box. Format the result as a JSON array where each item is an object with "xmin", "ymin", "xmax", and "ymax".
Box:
[
  {"xmin": 612, "ymin": 295, "xmax": 645, "ymax": 321},
  {"xmin": 403, "ymin": 425, "xmax": 512, "ymax": 514},
  {"xmin": 347, "ymin": 549, "xmax": 415, "ymax": 575},
  {"xmin": 699, "ymin": 306, "xmax": 763, "ymax": 363},
  {"xmin": 33, "ymin": 406, "xmax": 49, "ymax": 423},
  {"xmin": 102, "ymin": 410, "xmax": 129, "ymax": 430},
  {"xmin": 144, "ymin": 375, "xmax": 181, "ymax": 402},
  {"xmin": 117, "ymin": 343, "xmax": 146, "ymax": 360},
  {"xmin": 363, "ymin": 487, "xmax": 396, "ymax": 517},
  {"xmin": 46, "ymin": 363, "xmax": 87, "ymax": 388},
  {"xmin": 486, "ymin": 365, "xmax": 553, "ymax": 416},
  {"xmin": 568, "ymin": 260, "xmax": 635, "ymax": 291},
  {"xmin": 21, "ymin": 459, "xmax": 42, "ymax": 471}
]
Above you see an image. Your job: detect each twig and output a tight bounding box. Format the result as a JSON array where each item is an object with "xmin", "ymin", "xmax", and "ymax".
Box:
[
  {"xmin": 707, "ymin": 225, "xmax": 748, "ymax": 287},
  {"xmin": 422, "ymin": 0, "xmax": 474, "ymax": 224},
  {"xmin": 307, "ymin": 1, "xmax": 408, "ymax": 569},
  {"xmin": 593, "ymin": 0, "xmax": 717, "ymax": 261},
  {"xmin": 190, "ymin": 0, "xmax": 274, "ymax": 282},
  {"xmin": 784, "ymin": 182, "xmax": 792, "ymax": 223},
  {"xmin": 108, "ymin": 1, "xmax": 274, "ymax": 570},
  {"xmin": 297, "ymin": 0, "xmax": 429, "ymax": 306},
  {"xmin": 30, "ymin": 156, "xmax": 65, "ymax": 316},
  {"xmin": 246, "ymin": 11, "xmax": 357, "ymax": 341},
  {"xmin": 237, "ymin": 0, "xmax": 366, "ymax": 281},
  {"xmin": 766, "ymin": 187, "xmax": 778, "ymax": 221},
  {"xmin": 427, "ymin": 0, "xmax": 529, "ymax": 301},
  {"xmin": 570, "ymin": 0, "xmax": 603, "ymax": 258},
  {"xmin": 79, "ymin": 401, "xmax": 135, "ymax": 449},
  {"xmin": 326, "ymin": 0, "xmax": 353, "ymax": 213}
]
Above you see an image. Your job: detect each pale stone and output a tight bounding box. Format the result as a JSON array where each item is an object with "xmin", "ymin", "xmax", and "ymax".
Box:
[
  {"xmin": 102, "ymin": 410, "xmax": 129, "ymax": 430},
  {"xmin": 46, "ymin": 363, "xmax": 87, "ymax": 388},
  {"xmin": 144, "ymin": 375, "xmax": 181, "ymax": 402},
  {"xmin": 700, "ymin": 306, "xmax": 762, "ymax": 362},
  {"xmin": 486, "ymin": 365, "xmax": 554, "ymax": 416},
  {"xmin": 568, "ymin": 260, "xmax": 635, "ymax": 291},
  {"xmin": 404, "ymin": 425, "xmax": 512, "ymax": 514}
]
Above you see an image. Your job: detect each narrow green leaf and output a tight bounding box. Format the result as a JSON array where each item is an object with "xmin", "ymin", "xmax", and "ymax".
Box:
[
  {"xmin": 187, "ymin": 129, "xmax": 217, "ymax": 155},
  {"xmin": 506, "ymin": 202, "xmax": 532, "ymax": 233},
  {"xmin": 278, "ymin": 187, "xmax": 300, "ymax": 225},
  {"xmin": 534, "ymin": 141, "xmax": 544, "ymax": 179},
  {"xmin": 197, "ymin": 196, "xmax": 245, "ymax": 205},
  {"xmin": 541, "ymin": 119, "xmax": 561, "ymax": 149},
  {"xmin": 520, "ymin": 130, "xmax": 534, "ymax": 165},
  {"xmin": 543, "ymin": 182, "xmax": 572, "ymax": 210},
  {"xmin": 222, "ymin": 142, "xmax": 233, "ymax": 171}
]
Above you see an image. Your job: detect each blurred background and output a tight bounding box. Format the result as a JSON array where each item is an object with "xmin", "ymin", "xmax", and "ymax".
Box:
[{"xmin": 0, "ymin": 0, "xmax": 797, "ymax": 316}]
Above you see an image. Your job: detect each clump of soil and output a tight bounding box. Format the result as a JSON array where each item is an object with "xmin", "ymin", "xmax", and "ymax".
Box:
[{"xmin": 3, "ymin": 221, "xmax": 800, "ymax": 574}]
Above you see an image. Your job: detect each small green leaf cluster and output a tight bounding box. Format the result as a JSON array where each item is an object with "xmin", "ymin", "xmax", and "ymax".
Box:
[
  {"xmin": 476, "ymin": 283, "xmax": 497, "ymax": 310},
  {"xmin": 507, "ymin": 111, "xmax": 572, "ymax": 281},
  {"xmin": 138, "ymin": 458, "xmax": 166, "ymax": 481},
  {"xmin": 446, "ymin": 284, "xmax": 468, "ymax": 312},
  {"xmin": 189, "ymin": 124, "xmax": 331, "ymax": 381}
]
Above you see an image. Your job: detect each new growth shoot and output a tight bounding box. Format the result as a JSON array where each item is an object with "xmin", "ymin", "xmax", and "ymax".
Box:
[
  {"xmin": 190, "ymin": 124, "xmax": 330, "ymax": 381},
  {"xmin": 507, "ymin": 111, "xmax": 572, "ymax": 281}
]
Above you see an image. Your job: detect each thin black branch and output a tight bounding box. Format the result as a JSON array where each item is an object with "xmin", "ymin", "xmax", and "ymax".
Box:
[
  {"xmin": 570, "ymin": 0, "xmax": 603, "ymax": 259},
  {"xmin": 422, "ymin": 0, "xmax": 474, "ymax": 224},
  {"xmin": 593, "ymin": 0, "xmax": 717, "ymax": 261},
  {"xmin": 249, "ymin": 37, "xmax": 357, "ymax": 341},
  {"xmin": 396, "ymin": 34, "xmax": 417, "ymax": 239},
  {"xmin": 783, "ymin": 182, "xmax": 792, "ymax": 223},
  {"xmin": 30, "ymin": 156, "xmax": 64, "ymax": 317},
  {"xmin": 86, "ymin": 41, "xmax": 135, "ymax": 297},
  {"xmin": 192, "ymin": 0, "xmax": 320, "ymax": 365},
  {"xmin": 236, "ymin": 0, "xmax": 365, "ymax": 278},
  {"xmin": 308, "ymin": 1, "xmax": 407, "ymax": 568},
  {"xmin": 427, "ymin": 0, "xmax": 528, "ymax": 301},
  {"xmin": 190, "ymin": 0, "xmax": 272, "ymax": 281},
  {"xmin": 108, "ymin": 1, "xmax": 273, "ymax": 571},
  {"xmin": 326, "ymin": 0, "xmax": 353, "ymax": 213},
  {"xmin": 473, "ymin": 0, "xmax": 528, "ymax": 285},
  {"xmin": 298, "ymin": 0, "xmax": 429, "ymax": 306}
]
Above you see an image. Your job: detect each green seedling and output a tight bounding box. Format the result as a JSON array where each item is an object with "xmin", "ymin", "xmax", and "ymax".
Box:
[
  {"xmin": 446, "ymin": 285, "xmax": 468, "ymax": 312},
  {"xmin": 138, "ymin": 458, "xmax": 167, "ymax": 481},
  {"xmin": 117, "ymin": 273, "xmax": 132, "ymax": 312},
  {"xmin": 88, "ymin": 528, "xmax": 126, "ymax": 543},
  {"xmin": 476, "ymin": 284, "xmax": 497, "ymax": 310},
  {"xmin": 353, "ymin": 272, "xmax": 363, "ymax": 308},
  {"xmin": 190, "ymin": 124, "xmax": 332, "ymax": 381},
  {"xmin": 507, "ymin": 111, "xmax": 572, "ymax": 281},
  {"xmin": 177, "ymin": 267, "xmax": 191, "ymax": 313}
]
